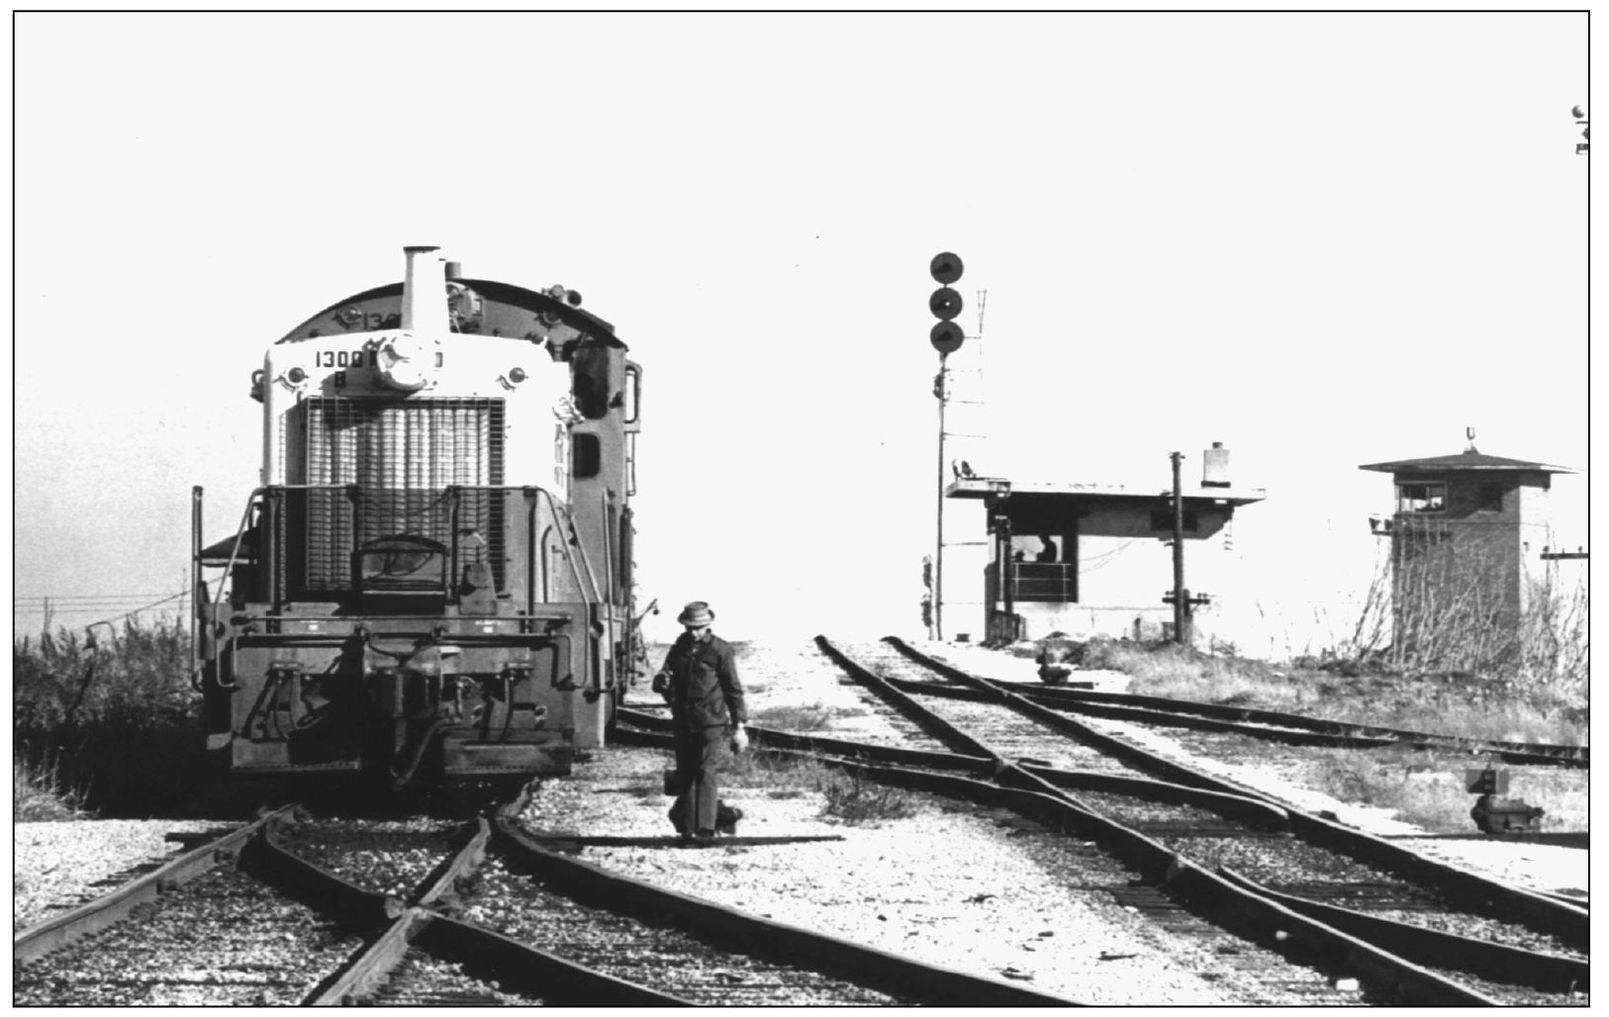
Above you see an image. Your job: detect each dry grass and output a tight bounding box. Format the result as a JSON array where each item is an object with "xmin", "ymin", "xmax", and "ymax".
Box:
[
  {"xmin": 817, "ymin": 771, "xmax": 918, "ymax": 824},
  {"xmin": 750, "ymin": 701, "xmax": 866, "ymax": 732},
  {"xmin": 1079, "ymin": 636, "xmax": 1586, "ymax": 748},
  {"xmin": 13, "ymin": 752, "xmax": 85, "ymax": 821},
  {"xmin": 726, "ymin": 750, "xmax": 917, "ymax": 825},
  {"xmin": 1062, "ymin": 635, "xmax": 1587, "ymax": 834}
]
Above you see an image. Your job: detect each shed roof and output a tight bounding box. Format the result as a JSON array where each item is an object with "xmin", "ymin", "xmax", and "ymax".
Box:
[
  {"xmin": 944, "ymin": 476, "xmax": 1266, "ymax": 507},
  {"xmin": 1358, "ymin": 449, "xmax": 1574, "ymax": 475}
]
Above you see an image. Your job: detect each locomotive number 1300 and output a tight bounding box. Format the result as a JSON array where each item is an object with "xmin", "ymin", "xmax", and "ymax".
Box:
[{"xmin": 315, "ymin": 349, "xmax": 378, "ymax": 369}]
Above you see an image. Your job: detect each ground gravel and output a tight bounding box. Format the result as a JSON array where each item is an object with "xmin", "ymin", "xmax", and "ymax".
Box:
[{"xmin": 14, "ymin": 819, "xmax": 218, "ymax": 931}]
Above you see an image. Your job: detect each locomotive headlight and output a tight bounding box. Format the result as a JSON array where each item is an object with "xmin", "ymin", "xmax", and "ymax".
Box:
[
  {"xmin": 375, "ymin": 330, "xmax": 440, "ymax": 392},
  {"xmin": 508, "ymin": 367, "xmax": 528, "ymax": 384},
  {"xmin": 286, "ymin": 367, "xmax": 308, "ymax": 384}
]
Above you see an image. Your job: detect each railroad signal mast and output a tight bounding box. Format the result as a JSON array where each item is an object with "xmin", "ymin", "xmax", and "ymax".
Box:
[{"xmin": 928, "ymin": 252, "xmax": 965, "ymax": 641}]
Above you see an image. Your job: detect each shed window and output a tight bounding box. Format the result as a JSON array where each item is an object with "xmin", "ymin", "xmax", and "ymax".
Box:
[{"xmin": 1397, "ymin": 483, "xmax": 1446, "ymax": 514}]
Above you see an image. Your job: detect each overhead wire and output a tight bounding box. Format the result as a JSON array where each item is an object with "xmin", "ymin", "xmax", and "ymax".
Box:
[{"xmin": 13, "ymin": 589, "xmax": 190, "ymax": 632}]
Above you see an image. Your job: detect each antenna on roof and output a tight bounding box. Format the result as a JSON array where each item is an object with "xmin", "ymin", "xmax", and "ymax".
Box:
[{"xmin": 1464, "ymin": 426, "xmax": 1478, "ymax": 453}]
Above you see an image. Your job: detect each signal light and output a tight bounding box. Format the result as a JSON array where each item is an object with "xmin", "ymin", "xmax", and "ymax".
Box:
[
  {"xmin": 928, "ymin": 252, "xmax": 965, "ymax": 354},
  {"xmin": 929, "ymin": 287, "xmax": 963, "ymax": 320},
  {"xmin": 930, "ymin": 321, "xmax": 964, "ymax": 355}
]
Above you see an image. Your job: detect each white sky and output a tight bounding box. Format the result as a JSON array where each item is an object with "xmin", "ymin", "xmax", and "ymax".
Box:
[{"xmin": 12, "ymin": 12, "xmax": 1590, "ymax": 649}]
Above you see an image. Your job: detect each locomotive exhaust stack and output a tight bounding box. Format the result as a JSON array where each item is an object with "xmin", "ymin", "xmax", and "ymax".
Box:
[{"xmin": 401, "ymin": 245, "xmax": 450, "ymax": 333}]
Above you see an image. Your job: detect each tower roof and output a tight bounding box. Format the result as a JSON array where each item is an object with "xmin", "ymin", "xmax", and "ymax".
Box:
[{"xmin": 1358, "ymin": 449, "xmax": 1574, "ymax": 474}]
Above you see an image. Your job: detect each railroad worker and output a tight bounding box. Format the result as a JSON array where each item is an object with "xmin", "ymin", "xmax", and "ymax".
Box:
[
  {"xmin": 651, "ymin": 601, "xmax": 748, "ymax": 841},
  {"xmin": 1035, "ymin": 535, "xmax": 1059, "ymax": 563}
]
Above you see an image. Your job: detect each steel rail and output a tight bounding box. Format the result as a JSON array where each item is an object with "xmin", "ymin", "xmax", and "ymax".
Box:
[
  {"xmin": 889, "ymin": 638, "xmax": 1587, "ymax": 766},
  {"xmin": 770, "ymin": 744, "xmax": 1565, "ymax": 994},
  {"xmin": 302, "ymin": 907, "xmax": 437, "ymax": 1006},
  {"xmin": 878, "ymin": 635, "xmax": 1590, "ymax": 949},
  {"xmin": 616, "ymin": 711, "xmax": 1290, "ymax": 830},
  {"xmin": 616, "ymin": 705, "xmax": 992, "ymax": 772},
  {"xmin": 414, "ymin": 817, "xmax": 492, "ymax": 908},
  {"xmin": 13, "ymin": 803, "xmax": 303, "ymax": 963},
  {"xmin": 888, "ymin": 675, "xmax": 1413, "ymax": 750},
  {"xmin": 304, "ymin": 906, "xmax": 688, "ymax": 1006},
  {"xmin": 237, "ymin": 815, "xmax": 407, "ymax": 926},
  {"xmin": 738, "ymin": 660, "xmax": 1501, "ymax": 1008},
  {"xmin": 628, "ymin": 724, "xmax": 1570, "ymax": 1003},
  {"xmin": 413, "ymin": 909, "xmax": 690, "ymax": 1005},
  {"xmin": 824, "ymin": 637, "xmax": 1232, "ymax": 793},
  {"xmin": 521, "ymin": 833, "xmax": 849, "ymax": 850},
  {"xmin": 302, "ymin": 814, "xmax": 489, "ymax": 1004},
  {"xmin": 491, "ymin": 799, "xmax": 1085, "ymax": 1006},
  {"xmin": 1216, "ymin": 867, "xmax": 1589, "ymax": 994},
  {"xmin": 1009, "ymin": 684, "xmax": 1585, "ymax": 767},
  {"xmin": 277, "ymin": 809, "xmax": 688, "ymax": 1006}
]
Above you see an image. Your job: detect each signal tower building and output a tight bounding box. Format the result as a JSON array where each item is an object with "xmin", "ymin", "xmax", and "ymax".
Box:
[{"xmin": 1359, "ymin": 440, "xmax": 1573, "ymax": 657}]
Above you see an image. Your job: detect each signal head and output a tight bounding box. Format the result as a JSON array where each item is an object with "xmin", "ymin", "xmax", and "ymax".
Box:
[
  {"xmin": 930, "ymin": 252, "xmax": 964, "ymax": 285},
  {"xmin": 929, "ymin": 286, "xmax": 964, "ymax": 321},
  {"xmin": 930, "ymin": 321, "xmax": 964, "ymax": 355}
]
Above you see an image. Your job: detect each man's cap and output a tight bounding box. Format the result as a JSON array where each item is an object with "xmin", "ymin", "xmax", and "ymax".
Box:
[{"xmin": 677, "ymin": 601, "xmax": 715, "ymax": 627}]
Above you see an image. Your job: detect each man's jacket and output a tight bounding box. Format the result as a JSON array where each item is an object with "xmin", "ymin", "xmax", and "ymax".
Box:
[{"xmin": 661, "ymin": 632, "xmax": 747, "ymax": 730}]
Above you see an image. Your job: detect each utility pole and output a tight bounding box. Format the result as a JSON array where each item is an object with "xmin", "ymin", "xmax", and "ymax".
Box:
[{"xmin": 1170, "ymin": 451, "xmax": 1187, "ymax": 645}]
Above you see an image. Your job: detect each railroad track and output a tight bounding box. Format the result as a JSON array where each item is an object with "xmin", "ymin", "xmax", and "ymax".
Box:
[
  {"xmin": 958, "ymin": 664, "xmax": 1587, "ymax": 767},
  {"xmin": 797, "ymin": 635, "xmax": 1588, "ymax": 1006},
  {"xmin": 15, "ymin": 789, "xmax": 1080, "ymax": 1006},
  {"xmin": 13, "ymin": 805, "xmax": 369, "ymax": 1005}
]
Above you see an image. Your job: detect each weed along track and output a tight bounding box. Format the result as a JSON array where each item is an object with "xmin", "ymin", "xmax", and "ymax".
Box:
[{"xmin": 813, "ymin": 635, "xmax": 1589, "ymax": 1005}]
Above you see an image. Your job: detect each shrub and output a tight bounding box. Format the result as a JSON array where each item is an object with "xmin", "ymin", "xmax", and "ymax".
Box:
[
  {"xmin": 13, "ymin": 616, "xmax": 205, "ymax": 815},
  {"xmin": 1341, "ymin": 542, "xmax": 1589, "ymax": 702}
]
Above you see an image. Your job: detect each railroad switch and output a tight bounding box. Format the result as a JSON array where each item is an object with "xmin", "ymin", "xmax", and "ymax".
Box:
[{"xmin": 1465, "ymin": 767, "xmax": 1545, "ymax": 835}]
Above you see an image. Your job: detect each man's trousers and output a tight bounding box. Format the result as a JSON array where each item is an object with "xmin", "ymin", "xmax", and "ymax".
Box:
[{"xmin": 670, "ymin": 724, "xmax": 729, "ymax": 835}]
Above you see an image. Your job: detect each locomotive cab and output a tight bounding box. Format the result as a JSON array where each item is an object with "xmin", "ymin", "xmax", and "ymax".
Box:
[{"xmin": 193, "ymin": 248, "xmax": 642, "ymax": 784}]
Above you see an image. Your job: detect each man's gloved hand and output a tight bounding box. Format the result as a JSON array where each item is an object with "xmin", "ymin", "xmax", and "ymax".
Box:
[
  {"xmin": 730, "ymin": 725, "xmax": 749, "ymax": 754},
  {"xmin": 651, "ymin": 671, "xmax": 670, "ymax": 697}
]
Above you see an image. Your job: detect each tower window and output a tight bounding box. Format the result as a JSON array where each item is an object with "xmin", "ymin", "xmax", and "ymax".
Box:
[
  {"xmin": 1477, "ymin": 483, "xmax": 1506, "ymax": 512},
  {"xmin": 1396, "ymin": 482, "xmax": 1446, "ymax": 514}
]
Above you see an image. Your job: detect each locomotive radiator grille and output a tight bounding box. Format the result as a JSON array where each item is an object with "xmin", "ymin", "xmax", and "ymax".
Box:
[{"xmin": 296, "ymin": 397, "xmax": 506, "ymax": 593}]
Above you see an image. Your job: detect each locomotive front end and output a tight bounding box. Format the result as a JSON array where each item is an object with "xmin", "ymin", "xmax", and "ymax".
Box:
[{"xmin": 194, "ymin": 247, "xmax": 640, "ymax": 783}]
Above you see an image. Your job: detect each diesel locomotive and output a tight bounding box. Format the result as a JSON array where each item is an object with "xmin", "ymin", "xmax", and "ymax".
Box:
[{"xmin": 192, "ymin": 247, "xmax": 642, "ymax": 784}]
